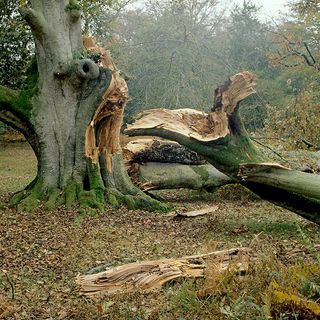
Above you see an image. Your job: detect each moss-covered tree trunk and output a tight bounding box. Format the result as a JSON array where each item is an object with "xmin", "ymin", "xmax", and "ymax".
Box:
[
  {"xmin": 0, "ymin": 0, "xmax": 165, "ymax": 212},
  {"xmin": 126, "ymin": 72, "xmax": 320, "ymax": 224}
]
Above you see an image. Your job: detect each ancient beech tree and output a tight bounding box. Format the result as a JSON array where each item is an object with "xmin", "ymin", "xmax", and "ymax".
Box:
[
  {"xmin": 126, "ymin": 72, "xmax": 320, "ymax": 225},
  {"xmin": 0, "ymin": 0, "xmax": 165, "ymax": 212}
]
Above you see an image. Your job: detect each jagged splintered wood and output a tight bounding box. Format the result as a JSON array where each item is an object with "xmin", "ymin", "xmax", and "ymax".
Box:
[
  {"xmin": 76, "ymin": 248, "xmax": 250, "ymax": 298},
  {"xmin": 175, "ymin": 206, "xmax": 219, "ymax": 217},
  {"xmin": 126, "ymin": 72, "xmax": 320, "ymax": 224},
  {"xmin": 126, "ymin": 72, "xmax": 256, "ymax": 145}
]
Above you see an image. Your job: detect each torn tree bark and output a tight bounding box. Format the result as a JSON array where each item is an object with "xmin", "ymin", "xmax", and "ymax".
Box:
[
  {"xmin": 123, "ymin": 137, "xmax": 205, "ymax": 165},
  {"xmin": 125, "ymin": 72, "xmax": 320, "ymax": 225},
  {"xmin": 123, "ymin": 138, "xmax": 232, "ymax": 191}
]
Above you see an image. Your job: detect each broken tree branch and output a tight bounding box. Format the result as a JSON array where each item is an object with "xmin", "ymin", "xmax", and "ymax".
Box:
[
  {"xmin": 77, "ymin": 248, "xmax": 250, "ymax": 298},
  {"xmin": 19, "ymin": 7, "xmax": 47, "ymax": 42},
  {"xmin": 123, "ymin": 137, "xmax": 233, "ymax": 191}
]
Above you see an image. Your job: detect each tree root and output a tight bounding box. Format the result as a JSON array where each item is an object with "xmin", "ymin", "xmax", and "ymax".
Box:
[
  {"xmin": 8, "ymin": 180, "xmax": 170, "ymax": 213},
  {"xmin": 106, "ymin": 189, "xmax": 171, "ymax": 212}
]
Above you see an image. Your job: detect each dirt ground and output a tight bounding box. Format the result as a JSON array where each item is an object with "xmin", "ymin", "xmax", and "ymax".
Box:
[{"xmin": 0, "ymin": 142, "xmax": 319, "ymax": 320}]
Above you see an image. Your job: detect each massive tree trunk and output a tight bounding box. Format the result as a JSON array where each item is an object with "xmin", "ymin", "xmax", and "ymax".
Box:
[
  {"xmin": 123, "ymin": 138, "xmax": 232, "ymax": 191},
  {"xmin": 126, "ymin": 72, "xmax": 320, "ymax": 224},
  {"xmin": 0, "ymin": 1, "xmax": 166, "ymax": 212}
]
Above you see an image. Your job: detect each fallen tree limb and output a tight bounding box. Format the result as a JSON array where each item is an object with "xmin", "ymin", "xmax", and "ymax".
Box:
[
  {"xmin": 76, "ymin": 248, "xmax": 250, "ymax": 298},
  {"xmin": 123, "ymin": 138, "xmax": 233, "ymax": 191},
  {"xmin": 125, "ymin": 72, "xmax": 320, "ymax": 225},
  {"xmin": 131, "ymin": 162, "xmax": 232, "ymax": 191},
  {"xmin": 176, "ymin": 206, "xmax": 219, "ymax": 217}
]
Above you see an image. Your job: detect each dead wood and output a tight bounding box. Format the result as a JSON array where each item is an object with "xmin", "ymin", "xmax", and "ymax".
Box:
[
  {"xmin": 76, "ymin": 248, "xmax": 250, "ymax": 298},
  {"xmin": 126, "ymin": 72, "xmax": 256, "ymax": 145},
  {"xmin": 123, "ymin": 137, "xmax": 205, "ymax": 165},
  {"xmin": 175, "ymin": 206, "xmax": 219, "ymax": 217}
]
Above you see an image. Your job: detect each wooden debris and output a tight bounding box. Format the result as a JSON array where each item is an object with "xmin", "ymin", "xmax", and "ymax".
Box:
[
  {"xmin": 176, "ymin": 206, "xmax": 219, "ymax": 217},
  {"xmin": 76, "ymin": 248, "xmax": 250, "ymax": 298}
]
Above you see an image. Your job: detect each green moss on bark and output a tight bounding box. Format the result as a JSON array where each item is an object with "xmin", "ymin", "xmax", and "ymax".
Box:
[
  {"xmin": 65, "ymin": 0, "xmax": 81, "ymax": 11},
  {"xmin": 65, "ymin": 181, "xmax": 79, "ymax": 209},
  {"xmin": 9, "ymin": 190, "xmax": 29, "ymax": 207},
  {"xmin": 192, "ymin": 165, "xmax": 209, "ymax": 181},
  {"xmin": 45, "ymin": 188, "xmax": 61, "ymax": 211},
  {"xmin": 17, "ymin": 180, "xmax": 43, "ymax": 212},
  {"xmin": 79, "ymin": 190, "xmax": 104, "ymax": 211}
]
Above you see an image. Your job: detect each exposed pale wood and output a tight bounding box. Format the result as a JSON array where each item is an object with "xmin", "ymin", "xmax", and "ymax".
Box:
[
  {"xmin": 77, "ymin": 248, "xmax": 250, "ymax": 298},
  {"xmin": 125, "ymin": 72, "xmax": 256, "ymax": 144},
  {"xmin": 84, "ymin": 37, "xmax": 128, "ymax": 171},
  {"xmin": 176, "ymin": 206, "xmax": 219, "ymax": 217}
]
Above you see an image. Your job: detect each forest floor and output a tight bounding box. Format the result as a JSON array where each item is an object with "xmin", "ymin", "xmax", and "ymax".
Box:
[{"xmin": 0, "ymin": 142, "xmax": 320, "ymax": 320}]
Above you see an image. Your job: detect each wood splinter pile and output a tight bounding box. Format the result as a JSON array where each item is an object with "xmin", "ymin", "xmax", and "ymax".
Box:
[{"xmin": 76, "ymin": 247, "xmax": 251, "ymax": 298}]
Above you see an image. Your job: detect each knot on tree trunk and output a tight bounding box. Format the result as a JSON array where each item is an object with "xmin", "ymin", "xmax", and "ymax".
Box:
[{"xmin": 75, "ymin": 59, "xmax": 100, "ymax": 79}]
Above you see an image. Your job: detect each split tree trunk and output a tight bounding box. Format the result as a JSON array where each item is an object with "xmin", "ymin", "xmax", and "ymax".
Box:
[
  {"xmin": 126, "ymin": 72, "xmax": 320, "ymax": 224},
  {"xmin": 123, "ymin": 138, "xmax": 232, "ymax": 191},
  {"xmin": 0, "ymin": 1, "xmax": 166, "ymax": 212}
]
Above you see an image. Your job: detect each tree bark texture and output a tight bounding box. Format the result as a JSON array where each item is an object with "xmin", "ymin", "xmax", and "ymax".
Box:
[
  {"xmin": 123, "ymin": 138, "xmax": 232, "ymax": 191},
  {"xmin": 125, "ymin": 72, "xmax": 320, "ymax": 224},
  {"xmin": 0, "ymin": 1, "xmax": 166, "ymax": 212}
]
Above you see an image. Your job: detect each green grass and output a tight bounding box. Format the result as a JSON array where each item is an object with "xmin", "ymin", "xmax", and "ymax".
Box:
[{"xmin": 0, "ymin": 142, "xmax": 36, "ymax": 193}]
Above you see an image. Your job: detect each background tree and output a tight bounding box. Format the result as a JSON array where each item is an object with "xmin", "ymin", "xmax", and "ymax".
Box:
[
  {"xmin": 264, "ymin": 0, "xmax": 320, "ymax": 149},
  {"xmin": 110, "ymin": 0, "xmax": 288, "ymax": 134},
  {"xmin": 112, "ymin": 0, "xmax": 229, "ymax": 121},
  {"xmin": 79, "ymin": 0, "xmax": 134, "ymax": 41},
  {"xmin": 0, "ymin": 0, "xmax": 32, "ymax": 89}
]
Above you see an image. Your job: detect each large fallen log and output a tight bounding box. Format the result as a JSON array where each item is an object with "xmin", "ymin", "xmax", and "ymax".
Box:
[
  {"xmin": 123, "ymin": 138, "xmax": 232, "ymax": 191},
  {"xmin": 132, "ymin": 162, "xmax": 232, "ymax": 191},
  {"xmin": 76, "ymin": 248, "xmax": 249, "ymax": 298},
  {"xmin": 125, "ymin": 72, "xmax": 320, "ymax": 225}
]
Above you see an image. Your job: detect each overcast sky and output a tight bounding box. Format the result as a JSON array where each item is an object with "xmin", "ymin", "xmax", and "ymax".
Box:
[
  {"xmin": 129, "ymin": 0, "xmax": 291, "ymax": 20},
  {"xmin": 232, "ymin": 0, "xmax": 290, "ymax": 19}
]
